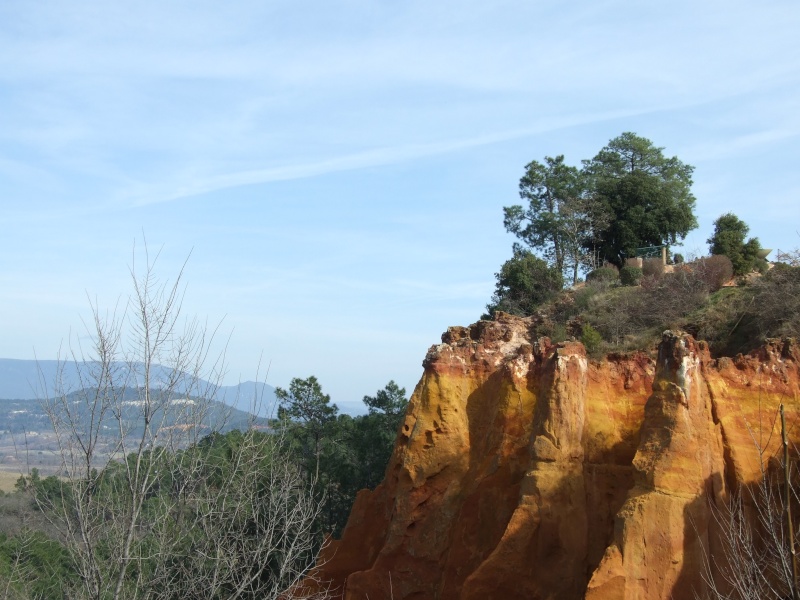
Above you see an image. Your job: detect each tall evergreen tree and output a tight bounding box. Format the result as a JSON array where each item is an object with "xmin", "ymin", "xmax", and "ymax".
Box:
[
  {"xmin": 582, "ymin": 132, "xmax": 697, "ymax": 266},
  {"xmin": 276, "ymin": 376, "xmax": 338, "ymax": 482}
]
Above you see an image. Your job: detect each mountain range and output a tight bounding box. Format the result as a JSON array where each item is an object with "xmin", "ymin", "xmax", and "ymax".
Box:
[{"xmin": 0, "ymin": 358, "xmax": 276, "ymax": 416}]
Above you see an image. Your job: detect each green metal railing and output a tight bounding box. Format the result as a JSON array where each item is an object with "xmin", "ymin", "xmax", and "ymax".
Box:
[{"xmin": 632, "ymin": 245, "xmax": 663, "ymax": 259}]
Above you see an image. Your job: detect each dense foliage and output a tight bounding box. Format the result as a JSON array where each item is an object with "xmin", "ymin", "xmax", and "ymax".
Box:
[
  {"xmin": 505, "ymin": 155, "xmax": 608, "ymax": 284},
  {"xmin": 503, "ymin": 133, "xmax": 697, "ymax": 288},
  {"xmin": 489, "ymin": 134, "xmax": 792, "ymax": 354},
  {"xmin": 485, "ymin": 250, "xmax": 563, "ymax": 317},
  {"xmin": 585, "ymin": 265, "xmax": 619, "ymax": 284},
  {"xmin": 494, "ymin": 132, "xmax": 700, "ymax": 320},
  {"xmin": 276, "ymin": 376, "xmax": 338, "ymax": 483},
  {"xmin": 619, "ymin": 266, "xmax": 643, "ymax": 286},
  {"xmin": 0, "ymin": 530, "xmax": 75, "ymax": 598},
  {"xmin": 584, "ymin": 132, "xmax": 697, "ymax": 266},
  {"xmin": 707, "ymin": 212, "xmax": 765, "ymax": 276},
  {"xmin": 277, "ymin": 378, "xmax": 408, "ymax": 537}
]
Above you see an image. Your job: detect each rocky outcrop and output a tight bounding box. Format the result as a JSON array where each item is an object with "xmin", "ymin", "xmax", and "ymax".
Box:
[{"xmin": 307, "ymin": 314, "xmax": 800, "ymax": 599}]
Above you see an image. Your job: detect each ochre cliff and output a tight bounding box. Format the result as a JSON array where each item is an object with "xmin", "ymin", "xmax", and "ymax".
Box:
[{"xmin": 306, "ymin": 313, "xmax": 800, "ymax": 599}]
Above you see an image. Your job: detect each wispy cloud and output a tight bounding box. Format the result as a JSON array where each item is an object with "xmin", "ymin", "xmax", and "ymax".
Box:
[
  {"xmin": 687, "ymin": 128, "xmax": 800, "ymax": 162},
  {"xmin": 122, "ymin": 104, "xmax": 689, "ymax": 207},
  {"xmin": 3, "ymin": 0, "xmax": 800, "ymax": 401}
]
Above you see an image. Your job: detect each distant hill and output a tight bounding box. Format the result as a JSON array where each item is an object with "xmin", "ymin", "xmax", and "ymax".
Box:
[
  {"xmin": 215, "ymin": 380, "xmax": 278, "ymax": 417},
  {"xmin": 0, "ymin": 359, "xmax": 86, "ymax": 399},
  {"xmin": 0, "ymin": 359, "xmax": 276, "ymax": 415},
  {"xmin": 0, "ymin": 392, "xmax": 264, "ymax": 436}
]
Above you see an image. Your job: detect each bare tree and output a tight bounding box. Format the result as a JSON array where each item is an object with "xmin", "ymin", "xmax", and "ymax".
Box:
[
  {"xmin": 698, "ymin": 405, "xmax": 800, "ymax": 600},
  {"xmin": 752, "ymin": 256, "xmax": 800, "ymax": 341},
  {"xmin": 143, "ymin": 428, "xmax": 331, "ymax": 600},
  {"xmin": 774, "ymin": 248, "xmax": 800, "ymax": 267},
  {"xmin": 28, "ymin": 245, "xmax": 329, "ymax": 600}
]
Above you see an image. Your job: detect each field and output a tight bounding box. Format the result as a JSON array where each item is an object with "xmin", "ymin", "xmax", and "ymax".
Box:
[{"xmin": 0, "ymin": 469, "xmax": 22, "ymax": 493}]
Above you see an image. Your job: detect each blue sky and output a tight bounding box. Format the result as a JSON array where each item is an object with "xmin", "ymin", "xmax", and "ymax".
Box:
[{"xmin": 1, "ymin": 1, "xmax": 799, "ymax": 412}]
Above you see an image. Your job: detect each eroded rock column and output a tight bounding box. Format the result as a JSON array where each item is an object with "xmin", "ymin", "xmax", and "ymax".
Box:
[
  {"xmin": 587, "ymin": 332, "xmax": 727, "ymax": 600},
  {"xmin": 463, "ymin": 341, "xmax": 590, "ymax": 599}
]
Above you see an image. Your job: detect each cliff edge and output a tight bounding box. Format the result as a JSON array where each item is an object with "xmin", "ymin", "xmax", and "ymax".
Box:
[{"xmin": 307, "ymin": 313, "xmax": 800, "ymax": 599}]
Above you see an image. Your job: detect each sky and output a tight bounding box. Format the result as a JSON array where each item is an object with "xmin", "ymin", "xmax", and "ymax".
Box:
[{"xmin": 1, "ymin": 1, "xmax": 799, "ymax": 413}]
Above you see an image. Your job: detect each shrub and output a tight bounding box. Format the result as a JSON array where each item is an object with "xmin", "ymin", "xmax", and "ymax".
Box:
[
  {"xmin": 538, "ymin": 321, "xmax": 568, "ymax": 344},
  {"xmin": 642, "ymin": 257, "xmax": 665, "ymax": 279},
  {"xmin": 581, "ymin": 324, "xmax": 603, "ymax": 356},
  {"xmin": 573, "ymin": 285, "xmax": 599, "ymax": 311},
  {"xmin": 673, "ymin": 253, "xmax": 684, "ymax": 264},
  {"xmin": 684, "ymin": 286, "xmax": 757, "ymax": 355},
  {"xmin": 583, "ymin": 286, "xmax": 642, "ymax": 347},
  {"xmin": 752, "ymin": 262, "xmax": 800, "ymax": 339},
  {"xmin": 586, "ymin": 265, "xmax": 619, "ymax": 285},
  {"xmin": 693, "ymin": 255, "xmax": 734, "ymax": 292},
  {"xmin": 485, "ymin": 250, "xmax": 563, "ymax": 317},
  {"xmin": 619, "ymin": 266, "xmax": 643, "ymax": 286},
  {"xmin": 639, "ymin": 268, "xmax": 710, "ymax": 327}
]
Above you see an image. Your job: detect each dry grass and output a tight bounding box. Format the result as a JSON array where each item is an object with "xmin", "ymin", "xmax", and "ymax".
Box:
[{"xmin": 0, "ymin": 468, "xmax": 23, "ymax": 493}]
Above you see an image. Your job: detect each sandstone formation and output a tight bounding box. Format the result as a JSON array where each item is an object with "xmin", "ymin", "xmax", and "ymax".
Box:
[{"xmin": 307, "ymin": 313, "xmax": 800, "ymax": 599}]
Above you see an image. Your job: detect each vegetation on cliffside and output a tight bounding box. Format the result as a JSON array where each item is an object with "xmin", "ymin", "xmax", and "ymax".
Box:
[
  {"xmin": 488, "ymin": 252, "xmax": 798, "ymax": 359},
  {"xmin": 489, "ymin": 132, "xmax": 799, "ymax": 360}
]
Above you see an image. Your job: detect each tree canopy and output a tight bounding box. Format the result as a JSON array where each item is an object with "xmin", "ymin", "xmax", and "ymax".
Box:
[
  {"xmin": 492, "ymin": 133, "xmax": 698, "ymax": 318},
  {"xmin": 505, "ymin": 155, "xmax": 609, "ymax": 284},
  {"xmin": 503, "ymin": 133, "xmax": 697, "ymax": 284},
  {"xmin": 583, "ymin": 132, "xmax": 697, "ymax": 265},
  {"xmin": 279, "ymin": 379, "xmax": 408, "ymax": 538},
  {"xmin": 321, "ymin": 381, "xmax": 408, "ymax": 535},
  {"xmin": 363, "ymin": 380, "xmax": 407, "ymax": 418},
  {"xmin": 276, "ymin": 376, "xmax": 338, "ymax": 482},
  {"xmin": 707, "ymin": 212, "xmax": 763, "ymax": 276},
  {"xmin": 485, "ymin": 249, "xmax": 563, "ymax": 317}
]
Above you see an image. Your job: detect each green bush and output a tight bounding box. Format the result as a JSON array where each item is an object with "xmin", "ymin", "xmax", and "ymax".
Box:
[
  {"xmin": 573, "ymin": 285, "xmax": 599, "ymax": 312},
  {"xmin": 586, "ymin": 266, "xmax": 619, "ymax": 284},
  {"xmin": 619, "ymin": 266, "xmax": 643, "ymax": 286},
  {"xmin": 707, "ymin": 213, "xmax": 763, "ymax": 276},
  {"xmin": 538, "ymin": 321, "xmax": 568, "ymax": 344},
  {"xmin": 0, "ymin": 530, "xmax": 76, "ymax": 599},
  {"xmin": 581, "ymin": 324, "xmax": 603, "ymax": 356},
  {"xmin": 486, "ymin": 250, "xmax": 563, "ymax": 317}
]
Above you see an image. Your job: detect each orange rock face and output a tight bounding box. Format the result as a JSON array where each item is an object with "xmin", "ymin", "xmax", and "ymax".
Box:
[{"xmin": 307, "ymin": 314, "xmax": 800, "ymax": 599}]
